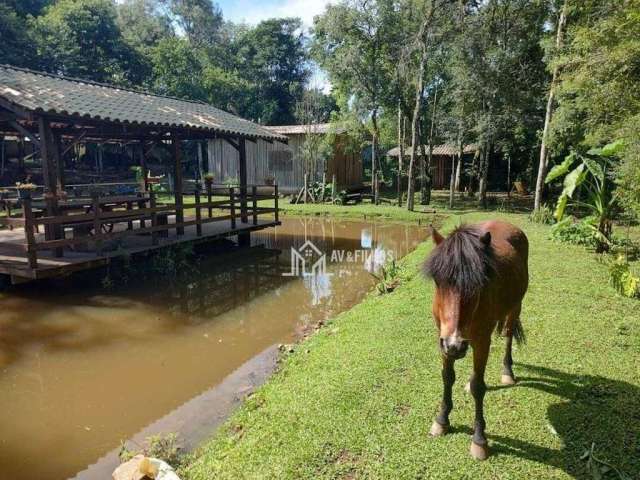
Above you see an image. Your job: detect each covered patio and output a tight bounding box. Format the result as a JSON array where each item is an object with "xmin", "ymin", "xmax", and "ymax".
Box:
[{"xmin": 0, "ymin": 65, "xmax": 285, "ymax": 283}]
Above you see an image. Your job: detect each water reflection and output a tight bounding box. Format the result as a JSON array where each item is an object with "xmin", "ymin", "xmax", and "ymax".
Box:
[{"xmin": 0, "ymin": 217, "xmax": 426, "ymax": 480}]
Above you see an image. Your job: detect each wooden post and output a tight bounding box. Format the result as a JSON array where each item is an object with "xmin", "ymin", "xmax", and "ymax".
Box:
[
  {"xmin": 92, "ymin": 193, "xmax": 102, "ymax": 256},
  {"xmin": 321, "ymin": 172, "xmax": 326, "ymax": 203},
  {"xmin": 197, "ymin": 141, "xmax": 204, "ymax": 183},
  {"xmin": 54, "ymin": 132, "xmax": 65, "ymax": 192},
  {"xmin": 238, "ymin": 137, "xmax": 248, "ymax": 223},
  {"xmin": 252, "ymin": 185, "xmax": 258, "ymax": 225},
  {"xmin": 303, "ymin": 173, "xmax": 309, "ymax": 204},
  {"xmin": 140, "ymin": 143, "xmax": 148, "ymax": 192},
  {"xmin": 206, "ymin": 182, "xmax": 213, "ymax": 218},
  {"xmin": 195, "ymin": 187, "xmax": 202, "ymax": 236},
  {"xmin": 173, "ymin": 133, "xmax": 184, "ymax": 235},
  {"xmin": 22, "ymin": 198, "xmax": 37, "ymax": 269},
  {"xmin": 126, "ymin": 201, "xmax": 133, "ymax": 230},
  {"xmin": 331, "ymin": 174, "xmax": 336, "ymax": 202},
  {"xmin": 229, "ymin": 187, "xmax": 236, "ymax": 229},
  {"xmin": 274, "ymin": 184, "xmax": 279, "ymax": 223},
  {"xmin": 150, "ymin": 188, "xmax": 158, "ymax": 246},
  {"xmin": 38, "ymin": 117, "xmax": 63, "ymax": 256}
]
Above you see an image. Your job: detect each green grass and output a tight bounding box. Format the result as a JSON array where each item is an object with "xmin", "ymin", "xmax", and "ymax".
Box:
[{"xmin": 181, "ymin": 211, "xmax": 640, "ymax": 480}]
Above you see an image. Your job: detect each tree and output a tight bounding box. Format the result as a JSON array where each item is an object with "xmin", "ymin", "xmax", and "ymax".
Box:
[
  {"xmin": 117, "ymin": 0, "xmax": 173, "ymax": 53},
  {"xmin": 150, "ymin": 36, "xmax": 206, "ymax": 100},
  {"xmin": 164, "ymin": 0, "xmax": 223, "ymax": 49},
  {"xmin": 0, "ymin": 3, "xmax": 36, "ymax": 68},
  {"xmin": 30, "ymin": 0, "xmax": 144, "ymax": 85},
  {"xmin": 406, "ymin": 0, "xmax": 441, "ymax": 212},
  {"xmin": 2, "ymin": 0, "xmax": 52, "ymax": 17},
  {"xmin": 549, "ymin": 0, "xmax": 640, "ymax": 220},
  {"xmin": 534, "ymin": 0, "xmax": 568, "ymax": 212},
  {"xmin": 313, "ymin": 0, "xmax": 396, "ymax": 202},
  {"xmin": 234, "ymin": 18, "xmax": 310, "ymax": 124}
]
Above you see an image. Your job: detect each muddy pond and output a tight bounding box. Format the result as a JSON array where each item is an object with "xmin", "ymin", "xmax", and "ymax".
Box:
[{"xmin": 0, "ymin": 217, "xmax": 428, "ymax": 480}]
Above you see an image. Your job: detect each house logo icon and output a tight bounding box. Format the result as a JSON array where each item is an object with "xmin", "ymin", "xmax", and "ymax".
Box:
[{"xmin": 283, "ymin": 240, "xmax": 331, "ymax": 277}]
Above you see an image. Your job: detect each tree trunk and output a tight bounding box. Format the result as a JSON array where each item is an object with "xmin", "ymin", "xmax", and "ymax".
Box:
[
  {"xmin": 450, "ymin": 130, "xmax": 463, "ymax": 209},
  {"xmin": 397, "ymin": 103, "xmax": 404, "ymax": 207},
  {"xmin": 419, "ymin": 104, "xmax": 428, "ymax": 205},
  {"xmin": 406, "ymin": 77, "xmax": 426, "ymax": 212},
  {"xmin": 534, "ymin": 0, "xmax": 568, "ymax": 211},
  {"xmin": 407, "ymin": 4, "xmax": 435, "ymax": 211},
  {"xmin": 477, "ymin": 144, "xmax": 489, "ymax": 209},
  {"xmin": 371, "ymin": 108, "xmax": 379, "ymax": 204},
  {"xmin": 448, "ymin": 155, "xmax": 456, "ymax": 209},
  {"xmin": 454, "ymin": 152, "xmax": 462, "ymax": 191}
]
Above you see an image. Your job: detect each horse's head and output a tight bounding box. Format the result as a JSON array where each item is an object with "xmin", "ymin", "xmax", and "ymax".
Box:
[{"xmin": 426, "ymin": 225, "xmax": 493, "ymax": 359}]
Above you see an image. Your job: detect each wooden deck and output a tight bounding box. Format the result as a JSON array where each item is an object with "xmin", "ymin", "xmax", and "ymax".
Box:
[
  {"xmin": 0, "ymin": 217, "xmax": 280, "ymax": 281},
  {"xmin": 0, "ymin": 185, "xmax": 280, "ymax": 283}
]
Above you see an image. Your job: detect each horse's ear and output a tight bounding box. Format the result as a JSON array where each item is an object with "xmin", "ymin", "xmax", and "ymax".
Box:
[
  {"xmin": 429, "ymin": 225, "xmax": 444, "ymax": 245},
  {"xmin": 480, "ymin": 231, "xmax": 491, "ymax": 246}
]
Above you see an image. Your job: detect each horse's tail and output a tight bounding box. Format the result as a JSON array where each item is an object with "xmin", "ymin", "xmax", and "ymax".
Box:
[
  {"xmin": 512, "ymin": 318, "xmax": 526, "ymax": 345},
  {"xmin": 496, "ymin": 317, "xmax": 526, "ymax": 345}
]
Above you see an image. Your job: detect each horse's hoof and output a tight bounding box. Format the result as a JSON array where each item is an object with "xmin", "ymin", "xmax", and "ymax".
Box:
[
  {"xmin": 470, "ymin": 441, "xmax": 489, "ymax": 460},
  {"xmin": 429, "ymin": 421, "xmax": 448, "ymax": 437},
  {"xmin": 464, "ymin": 382, "xmax": 471, "ymax": 393},
  {"xmin": 501, "ymin": 374, "xmax": 516, "ymax": 385}
]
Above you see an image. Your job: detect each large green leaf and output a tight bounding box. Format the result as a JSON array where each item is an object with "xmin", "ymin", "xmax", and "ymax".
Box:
[
  {"xmin": 554, "ymin": 193, "xmax": 569, "ymax": 220},
  {"xmin": 562, "ymin": 163, "xmax": 586, "ymax": 198},
  {"xmin": 545, "ymin": 152, "xmax": 576, "ymax": 184},
  {"xmin": 600, "ymin": 140, "xmax": 625, "ymax": 157},
  {"xmin": 582, "ymin": 157, "xmax": 604, "ymax": 183}
]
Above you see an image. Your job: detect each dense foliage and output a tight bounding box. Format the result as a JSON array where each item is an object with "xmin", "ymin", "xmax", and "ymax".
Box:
[
  {"xmin": 1, "ymin": 0, "xmax": 638, "ymax": 213},
  {"xmin": 0, "ymin": 0, "xmax": 317, "ymax": 125}
]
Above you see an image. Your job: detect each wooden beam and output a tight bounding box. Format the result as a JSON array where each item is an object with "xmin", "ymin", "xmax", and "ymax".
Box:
[
  {"xmin": 8, "ymin": 120, "xmax": 41, "ymax": 149},
  {"xmin": 173, "ymin": 133, "xmax": 184, "ymax": 235},
  {"xmin": 238, "ymin": 137, "xmax": 248, "ymax": 224},
  {"xmin": 224, "ymin": 137, "xmax": 239, "ymax": 151},
  {"xmin": 37, "ymin": 117, "xmax": 62, "ymax": 251}
]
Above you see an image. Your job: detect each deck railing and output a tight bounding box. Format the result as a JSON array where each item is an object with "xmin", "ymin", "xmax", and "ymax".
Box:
[{"xmin": 0, "ymin": 184, "xmax": 279, "ymax": 269}]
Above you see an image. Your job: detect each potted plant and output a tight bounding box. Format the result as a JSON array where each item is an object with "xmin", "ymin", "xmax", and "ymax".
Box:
[
  {"xmin": 264, "ymin": 175, "xmax": 276, "ymax": 186},
  {"xmin": 204, "ymin": 173, "xmax": 215, "ymax": 187},
  {"xmin": 15, "ymin": 182, "xmax": 37, "ymax": 200}
]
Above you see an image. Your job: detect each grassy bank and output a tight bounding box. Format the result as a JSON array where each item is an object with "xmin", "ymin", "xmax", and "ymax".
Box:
[{"xmin": 182, "ymin": 211, "xmax": 640, "ymax": 479}]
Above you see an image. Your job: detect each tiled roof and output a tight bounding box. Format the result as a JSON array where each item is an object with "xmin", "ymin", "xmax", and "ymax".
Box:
[
  {"xmin": 264, "ymin": 123, "xmax": 343, "ymax": 135},
  {"xmin": 0, "ymin": 65, "xmax": 286, "ymax": 142},
  {"xmin": 386, "ymin": 144, "xmax": 478, "ymax": 157}
]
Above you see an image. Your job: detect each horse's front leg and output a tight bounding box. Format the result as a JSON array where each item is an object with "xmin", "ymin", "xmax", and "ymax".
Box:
[
  {"xmin": 430, "ymin": 354, "xmax": 455, "ymax": 437},
  {"xmin": 469, "ymin": 339, "xmax": 490, "ymax": 460}
]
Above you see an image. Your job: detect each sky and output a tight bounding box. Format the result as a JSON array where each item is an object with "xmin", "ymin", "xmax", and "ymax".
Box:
[{"xmin": 217, "ymin": 0, "xmax": 334, "ymax": 29}]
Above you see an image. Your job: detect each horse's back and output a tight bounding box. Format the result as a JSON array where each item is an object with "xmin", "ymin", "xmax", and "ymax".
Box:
[{"xmin": 479, "ymin": 220, "xmax": 529, "ymax": 301}]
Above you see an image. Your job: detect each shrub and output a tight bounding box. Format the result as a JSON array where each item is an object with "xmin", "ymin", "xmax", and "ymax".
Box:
[
  {"xmin": 550, "ymin": 217, "xmax": 602, "ymax": 248},
  {"xmin": 608, "ymin": 255, "xmax": 640, "ymax": 298},
  {"xmin": 529, "ymin": 204, "xmax": 554, "ymax": 224},
  {"xmin": 119, "ymin": 433, "xmax": 183, "ymax": 467}
]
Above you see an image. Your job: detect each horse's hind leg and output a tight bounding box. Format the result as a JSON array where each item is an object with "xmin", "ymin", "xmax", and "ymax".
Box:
[
  {"xmin": 430, "ymin": 355, "xmax": 456, "ymax": 437},
  {"xmin": 501, "ymin": 304, "xmax": 521, "ymax": 385}
]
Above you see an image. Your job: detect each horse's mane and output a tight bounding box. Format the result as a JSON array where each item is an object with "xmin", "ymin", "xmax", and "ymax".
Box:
[{"xmin": 424, "ymin": 224, "xmax": 496, "ymax": 299}]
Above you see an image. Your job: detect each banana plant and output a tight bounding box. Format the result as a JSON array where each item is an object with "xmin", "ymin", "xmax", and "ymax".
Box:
[{"xmin": 545, "ymin": 140, "xmax": 624, "ymax": 252}]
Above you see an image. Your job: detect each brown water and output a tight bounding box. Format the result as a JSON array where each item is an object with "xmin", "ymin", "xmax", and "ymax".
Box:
[{"xmin": 0, "ymin": 217, "xmax": 427, "ymax": 480}]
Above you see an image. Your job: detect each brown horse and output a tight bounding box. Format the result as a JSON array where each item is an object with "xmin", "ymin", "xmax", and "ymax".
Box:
[{"xmin": 424, "ymin": 220, "xmax": 529, "ymax": 460}]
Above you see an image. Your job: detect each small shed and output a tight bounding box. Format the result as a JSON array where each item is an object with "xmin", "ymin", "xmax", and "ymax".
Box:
[
  {"xmin": 386, "ymin": 144, "xmax": 478, "ymax": 189},
  {"xmin": 208, "ymin": 123, "xmax": 363, "ymax": 194}
]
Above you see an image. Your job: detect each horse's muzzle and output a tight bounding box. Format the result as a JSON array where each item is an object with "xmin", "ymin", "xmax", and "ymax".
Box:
[{"xmin": 440, "ymin": 337, "xmax": 469, "ymax": 359}]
